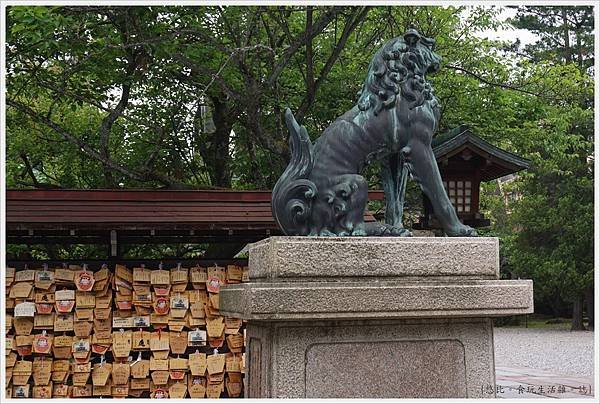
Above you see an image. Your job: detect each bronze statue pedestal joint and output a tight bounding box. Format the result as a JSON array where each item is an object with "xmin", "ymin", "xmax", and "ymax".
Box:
[{"xmin": 220, "ymin": 237, "xmax": 534, "ymax": 398}]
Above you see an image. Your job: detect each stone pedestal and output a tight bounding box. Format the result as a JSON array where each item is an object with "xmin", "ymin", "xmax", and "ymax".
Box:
[{"xmin": 220, "ymin": 237, "xmax": 533, "ymax": 398}]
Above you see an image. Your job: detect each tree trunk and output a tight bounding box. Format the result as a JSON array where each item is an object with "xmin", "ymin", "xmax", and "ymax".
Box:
[
  {"xmin": 561, "ymin": 7, "xmax": 572, "ymax": 63},
  {"xmin": 200, "ymin": 96, "xmax": 233, "ymax": 188},
  {"xmin": 585, "ymin": 284, "xmax": 594, "ymax": 330},
  {"xmin": 571, "ymin": 295, "xmax": 586, "ymax": 331}
]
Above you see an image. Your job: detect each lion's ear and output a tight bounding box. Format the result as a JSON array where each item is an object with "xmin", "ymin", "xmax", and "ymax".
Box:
[
  {"xmin": 421, "ymin": 36, "xmax": 436, "ymax": 50},
  {"xmin": 403, "ymin": 28, "xmax": 421, "ymax": 46}
]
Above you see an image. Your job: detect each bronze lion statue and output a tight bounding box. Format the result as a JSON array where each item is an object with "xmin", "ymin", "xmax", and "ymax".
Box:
[{"xmin": 272, "ymin": 28, "xmax": 477, "ymax": 237}]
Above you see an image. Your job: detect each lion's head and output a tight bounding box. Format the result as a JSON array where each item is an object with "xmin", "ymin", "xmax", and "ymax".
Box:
[{"xmin": 357, "ymin": 28, "xmax": 441, "ymax": 115}]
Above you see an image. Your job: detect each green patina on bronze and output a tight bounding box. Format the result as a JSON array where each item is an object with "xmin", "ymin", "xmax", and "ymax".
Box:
[{"xmin": 272, "ymin": 28, "xmax": 477, "ymax": 237}]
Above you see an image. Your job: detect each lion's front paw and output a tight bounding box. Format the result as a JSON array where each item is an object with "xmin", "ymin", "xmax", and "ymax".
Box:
[
  {"xmin": 445, "ymin": 225, "xmax": 477, "ymax": 237},
  {"xmin": 351, "ymin": 227, "xmax": 367, "ymax": 236}
]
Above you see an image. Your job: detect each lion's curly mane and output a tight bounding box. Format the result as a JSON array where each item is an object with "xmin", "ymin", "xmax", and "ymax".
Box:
[{"xmin": 357, "ymin": 35, "xmax": 438, "ymax": 115}]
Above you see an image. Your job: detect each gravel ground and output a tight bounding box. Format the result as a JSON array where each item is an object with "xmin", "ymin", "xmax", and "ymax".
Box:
[{"xmin": 494, "ymin": 327, "xmax": 595, "ymax": 377}]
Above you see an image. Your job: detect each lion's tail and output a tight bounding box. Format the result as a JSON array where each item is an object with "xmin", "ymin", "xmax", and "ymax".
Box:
[{"xmin": 271, "ymin": 108, "xmax": 317, "ymax": 236}]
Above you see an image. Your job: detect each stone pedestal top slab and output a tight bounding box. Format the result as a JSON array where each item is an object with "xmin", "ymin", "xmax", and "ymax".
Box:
[{"xmin": 248, "ymin": 236, "xmax": 499, "ymax": 280}]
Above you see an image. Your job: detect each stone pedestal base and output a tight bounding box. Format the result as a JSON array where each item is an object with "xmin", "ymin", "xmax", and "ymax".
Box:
[{"xmin": 221, "ymin": 237, "xmax": 533, "ymax": 398}]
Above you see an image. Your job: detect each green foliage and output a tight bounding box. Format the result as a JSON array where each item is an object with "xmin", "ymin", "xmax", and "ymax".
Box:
[{"xmin": 477, "ymin": 6, "xmax": 594, "ymax": 323}]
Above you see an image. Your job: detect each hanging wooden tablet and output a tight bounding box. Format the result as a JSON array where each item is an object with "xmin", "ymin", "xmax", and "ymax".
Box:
[
  {"xmin": 74, "ymin": 270, "xmax": 95, "ymax": 292},
  {"xmin": 14, "ymin": 317, "xmax": 34, "ymax": 335},
  {"xmin": 130, "ymin": 359, "xmax": 150, "ymax": 379},
  {"xmin": 224, "ymin": 317, "xmax": 242, "ymax": 334},
  {"xmin": 15, "ymin": 335, "xmax": 33, "ymax": 357},
  {"xmin": 93, "ymin": 379, "xmax": 113, "ymax": 396},
  {"xmin": 130, "ymin": 377, "xmax": 150, "ymax": 390},
  {"xmin": 32, "ymin": 356, "xmax": 53, "ymax": 385},
  {"xmin": 13, "ymin": 385, "xmax": 30, "ymax": 398},
  {"xmin": 169, "ymin": 378, "xmax": 188, "ymax": 398},
  {"xmin": 207, "ymin": 265, "xmax": 226, "ymax": 284},
  {"xmin": 94, "ymin": 317, "xmax": 112, "ymax": 339},
  {"xmin": 112, "ymin": 361, "xmax": 130, "ymax": 385},
  {"xmin": 226, "ymin": 265, "xmax": 242, "ymax": 283},
  {"xmin": 12, "ymin": 359, "xmax": 33, "ymax": 385},
  {"xmin": 52, "ymin": 383, "xmax": 69, "ymax": 397},
  {"xmin": 95, "ymin": 293, "xmax": 112, "ymax": 308},
  {"xmin": 92, "ymin": 362, "xmax": 112, "ymax": 386},
  {"xmin": 168, "ymin": 318, "xmax": 186, "ymax": 332},
  {"xmin": 15, "ymin": 269, "xmax": 36, "ymax": 283},
  {"xmin": 133, "ymin": 266, "xmax": 151, "ymax": 283},
  {"xmin": 90, "ymin": 329, "xmax": 112, "ymax": 351},
  {"xmin": 75, "ymin": 308, "xmax": 94, "ymax": 321},
  {"xmin": 188, "ymin": 328, "xmax": 207, "ymax": 347},
  {"xmin": 33, "ymin": 382, "xmax": 53, "ymax": 399},
  {"xmin": 206, "ymin": 353, "xmax": 225, "ymax": 375},
  {"xmin": 71, "ymin": 337, "xmax": 91, "ymax": 363},
  {"xmin": 206, "ymin": 316, "xmax": 225, "ymax": 338},
  {"xmin": 153, "ymin": 295, "xmax": 170, "ymax": 315},
  {"xmin": 132, "ymin": 329, "xmax": 151, "ymax": 350},
  {"xmin": 208, "ymin": 331, "xmax": 225, "ymax": 349},
  {"xmin": 55, "ymin": 289, "xmax": 75, "ymax": 313},
  {"xmin": 226, "ymin": 372, "xmax": 243, "ymax": 397},
  {"xmin": 112, "ymin": 330, "xmax": 132, "ymax": 358},
  {"xmin": 32, "ymin": 332, "xmax": 53, "ymax": 354},
  {"xmin": 53, "ymin": 335, "xmax": 73, "ymax": 359},
  {"xmin": 170, "ymin": 265, "xmax": 188, "ymax": 284},
  {"xmin": 206, "ymin": 276, "xmax": 220, "ymax": 293},
  {"xmin": 188, "ymin": 375, "xmax": 206, "ymax": 398},
  {"xmin": 6, "ymin": 351, "xmax": 18, "ymax": 368},
  {"xmin": 169, "ymin": 331, "xmax": 187, "ymax": 354},
  {"xmin": 225, "ymin": 354, "xmax": 242, "ymax": 373},
  {"xmin": 14, "ymin": 301, "xmax": 35, "ymax": 318},
  {"xmin": 72, "ymin": 384, "xmax": 93, "ymax": 397},
  {"xmin": 208, "ymin": 371, "xmax": 225, "ymax": 385},
  {"xmin": 54, "ymin": 268, "xmax": 74, "ymax": 284},
  {"xmin": 7, "ymin": 266, "xmax": 15, "ymax": 287},
  {"xmin": 189, "ymin": 352, "xmax": 207, "ymax": 376},
  {"xmin": 76, "ymin": 291, "xmax": 96, "ymax": 308},
  {"xmin": 72, "ymin": 363, "xmax": 92, "ymax": 378},
  {"xmin": 150, "ymin": 385, "xmax": 168, "ymax": 399},
  {"xmin": 150, "ymin": 269, "xmax": 170, "ymax": 286},
  {"xmin": 149, "ymin": 356, "xmax": 169, "ymax": 371},
  {"xmin": 150, "ymin": 329, "xmax": 169, "ymax": 352},
  {"xmin": 115, "ymin": 264, "xmax": 133, "ymax": 284},
  {"xmin": 226, "ymin": 333, "xmax": 244, "ymax": 354},
  {"xmin": 52, "ymin": 360, "xmax": 70, "ymax": 375},
  {"xmin": 10, "ymin": 282, "xmax": 33, "ymax": 299},
  {"xmin": 170, "ymin": 294, "xmax": 189, "ymax": 318},
  {"xmin": 34, "ymin": 313, "xmax": 55, "ymax": 330},
  {"xmin": 111, "ymin": 384, "xmax": 129, "ymax": 397},
  {"xmin": 205, "ymin": 382, "xmax": 223, "ymax": 398},
  {"xmin": 190, "ymin": 266, "xmax": 207, "ymax": 287},
  {"xmin": 151, "ymin": 370, "xmax": 169, "ymax": 385},
  {"xmin": 35, "ymin": 269, "xmax": 55, "ymax": 290},
  {"xmin": 73, "ymin": 320, "xmax": 93, "ymax": 337}
]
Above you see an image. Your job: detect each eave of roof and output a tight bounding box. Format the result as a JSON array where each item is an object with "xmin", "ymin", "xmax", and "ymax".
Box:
[
  {"xmin": 6, "ymin": 189, "xmax": 380, "ymax": 229},
  {"xmin": 433, "ymin": 127, "xmax": 531, "ymax": 170}
]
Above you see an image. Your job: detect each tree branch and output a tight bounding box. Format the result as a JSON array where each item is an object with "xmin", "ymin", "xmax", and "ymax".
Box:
[
  {"xmin": 296, "ymin": 7, "xmax": 370, "ymax": 121},
  {"xmin": 266, "ymin": 7, "xmax": 340, "ymax": 87},
  {"xmin": 446, "ymin": 64, "xmax": 542, "ymax": 97},
  {"xmin": 7, "ymin": 98, "xmax": 188, "ymax": 188},
  {"xmin": 19, "ymin": 152, "xmax": 40, "ymax": 187},
  {"xmin": 305, "ymin": 6, "xmax": 315, "ymax": 108}
]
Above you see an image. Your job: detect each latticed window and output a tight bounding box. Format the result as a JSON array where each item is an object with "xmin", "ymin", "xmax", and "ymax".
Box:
[{"xmin": 443, "ymin": 180, "xmax": 472, "ymax": 213}]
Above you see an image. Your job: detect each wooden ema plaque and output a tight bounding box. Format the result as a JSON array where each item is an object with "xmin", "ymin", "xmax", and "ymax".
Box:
[{"xmin": 6, "ymin": 263, "xmax": 248, "ymax": 398}]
